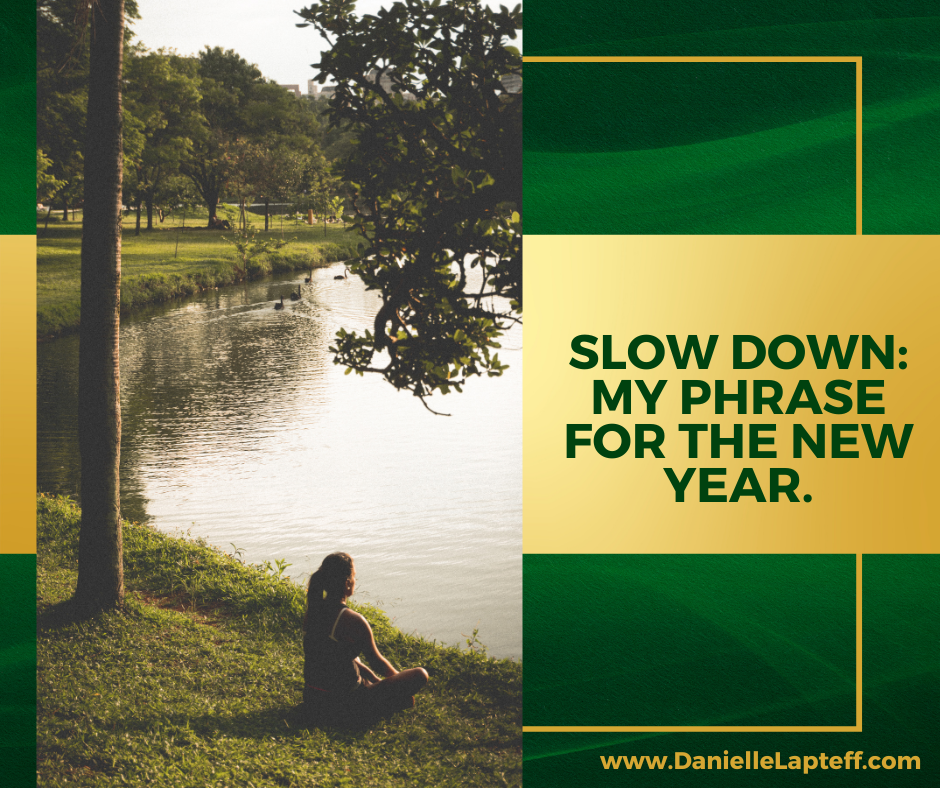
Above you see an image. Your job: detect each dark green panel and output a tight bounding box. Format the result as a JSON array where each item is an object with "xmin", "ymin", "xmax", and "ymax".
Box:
[
  {"xmin": 0, "ymin": 555, "xmax": 37, "ymax": 785},
  {"xmin": 523, "ymin": 63, "xmax": 856, "ymax": 234},
  {"xmin": 524, "ymin": 2, "xmax": 940, "ymax": 233},
  {"xmin": 525, "ymin": 63, "xmax": 856, "ymax": 153},
  {"xmin": 524, "ymin": 555, "xmax": 856, "ymax": 726},
  {"xmin": 523, "ymin": 555, "xmax": 938, "ymax": 786},
  {"xmin": 0, "ymin": 2, "xmax": 37, "ymax": 235}
]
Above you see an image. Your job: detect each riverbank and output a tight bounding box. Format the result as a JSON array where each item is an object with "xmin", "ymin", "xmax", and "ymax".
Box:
[
  {"xmin": 37, "ymin": 494, "xmax": 522, "ymax": 787},
  {"xmin": 37, "ymin": 211, "xmax": 362, "ymax": 340}
]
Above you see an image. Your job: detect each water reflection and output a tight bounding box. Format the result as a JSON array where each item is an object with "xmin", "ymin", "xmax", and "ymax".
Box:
[{"xmin": 38, "ymin": 264, "xmax": 522, "ymax": 658}]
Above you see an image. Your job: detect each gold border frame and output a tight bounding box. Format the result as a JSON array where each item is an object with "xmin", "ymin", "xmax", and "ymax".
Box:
[
  {"xmin": 522, "ymin": 56, "xmax": 865, "ymax": 732},
  {"xmin": 523, "ymin": 56, "xmax": 864, "ymax": 234},
  {"xmin": 16, "ymin": 58, "xmax": 871, "ymax": 733}
]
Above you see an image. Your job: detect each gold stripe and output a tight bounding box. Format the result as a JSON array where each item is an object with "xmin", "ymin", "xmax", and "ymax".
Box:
[{"xmin": 0, "ymin": 235, "xmax": 37, "ymax": 553}]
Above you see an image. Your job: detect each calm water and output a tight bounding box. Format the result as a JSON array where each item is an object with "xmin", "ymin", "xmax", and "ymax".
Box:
[{"xmin": 38, "ymin": 264, "xmax": 522, "ymax": 658}]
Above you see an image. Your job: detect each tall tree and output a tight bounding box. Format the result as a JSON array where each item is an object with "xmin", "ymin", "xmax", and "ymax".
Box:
[
  {"xmin": 297, "ymin": 0, "xmax": 522, "ymax": 410},
  {"xmin": 123, "ymin": 49, "xmax": 205, "ymax": 232},
  {"xmin": 183, "ymin": 47, "xmax": 263, "ymax": 225},
  {"xmin": 183, "ymin": 47, "xmax": 324, "ymax": 227},
  {"xmin": 245, "ymin": 141, "xmax": 311, "ymax": 231},
  {"xmin": 75, "ymin": 0, "xmax": 126, "ymax": 613},
  {"xmin": 241, "ymin": 81, "xmax": 323, "ymax": 230}
]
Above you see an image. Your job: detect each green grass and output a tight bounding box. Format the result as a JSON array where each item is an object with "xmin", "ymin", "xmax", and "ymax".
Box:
[
  {"xmin": 37, "ymin": 210, "xmax": 363, "ymax": 339},
  {"xmin": 37, "ymin": 494, "xmax": 522, "ymax": 787}
]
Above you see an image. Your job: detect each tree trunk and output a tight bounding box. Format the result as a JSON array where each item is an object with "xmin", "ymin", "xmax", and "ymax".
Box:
[
  {"xmin": 264, "ymin": 197, "xmax": 270, "ymax": 231},
  {"xmin": 146, "ymin": 196, "xmax": 154, "ymax": 230},
  {"xmin": 76, "ymin": 0, "xmax": 125, "ymax": 615},
  {"xmin": 206, "ymin": 192, "xmax": 219, "ymax": 226},
  {"xmin": 135, "ymin": 199, "xmax": 141, "ymax": 236}
]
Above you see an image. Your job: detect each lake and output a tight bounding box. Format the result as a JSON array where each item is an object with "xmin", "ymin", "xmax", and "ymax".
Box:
[{"xmin": 38, "ymin": 262, "xmax": 522, "ymax": 658}]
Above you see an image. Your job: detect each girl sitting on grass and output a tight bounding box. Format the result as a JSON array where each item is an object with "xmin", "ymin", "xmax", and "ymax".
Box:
[{"xmin": 303, "ymin": 552, "xmax": 428, "ymax": 724}]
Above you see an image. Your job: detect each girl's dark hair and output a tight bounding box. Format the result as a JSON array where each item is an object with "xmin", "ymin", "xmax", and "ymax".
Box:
[{"xmin": 304, "ymin": 552, "xmax": 354, "ymax": 629}]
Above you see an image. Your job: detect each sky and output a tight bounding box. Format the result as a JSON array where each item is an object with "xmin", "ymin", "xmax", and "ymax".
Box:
[
  {"xmin": 132, "ymin": 0, "xmax": 348, "ymax": 88},
  {"xmin": 132, "ymin": 1, "xmax": 516, "ymax": 90}
]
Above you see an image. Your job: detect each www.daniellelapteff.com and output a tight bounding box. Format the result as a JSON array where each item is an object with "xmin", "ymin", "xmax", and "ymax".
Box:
[{"xmin": 600, "ymin": 751, "xmax": 921, "ymax": 774}]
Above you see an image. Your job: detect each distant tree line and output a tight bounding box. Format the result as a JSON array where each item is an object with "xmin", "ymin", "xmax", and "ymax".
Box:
[{"xmin": 37, "ymin": 0, "xmax": 353, "ymax": 231}]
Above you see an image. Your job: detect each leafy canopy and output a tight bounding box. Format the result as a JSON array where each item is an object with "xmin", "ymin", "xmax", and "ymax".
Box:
[
  {"xmin": 184, "ymin": 47, "xmax": 325, "ymax": 224},
  {"xmin": 122, "ymin": 49, "xmax": 205, "ymax": 222},
  {"xmin": 296, "ymin": 0, "xmax": 522, "ymax": 411}
]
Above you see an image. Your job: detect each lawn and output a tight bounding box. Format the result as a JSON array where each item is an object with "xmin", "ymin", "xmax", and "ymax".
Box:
[
  {"xmin": 37, "ymin": 209, "xmax": 363, "ymax": 339},
  {"xmin": 37, "ymin": 494, "xmax": 522, "ymax": 787}
]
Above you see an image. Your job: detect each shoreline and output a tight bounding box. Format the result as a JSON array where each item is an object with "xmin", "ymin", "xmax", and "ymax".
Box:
[
  {"xmin": 36, "ymin": 217, "xmax": 362, "ymax": 341},
  {"xmin": 37, "ymin": 493, "xmax": 522, "ymax": 786}
]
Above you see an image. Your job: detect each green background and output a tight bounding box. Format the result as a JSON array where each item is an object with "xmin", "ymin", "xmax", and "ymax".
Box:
[
  {"xmin": 0, "ymin": 2, "xmax": 37, "ymax": 235},
  {"xmin": 525, "ymin": 0, "xmax": 940, "ymax": 234},
  {"xmin": 0, "ymin": 555, "xmax": 37, "ymax": 784},
  {"xmin": 524, "ymin": 555, "xmax": 939, "ymax": 785},
  {"xmin": 524, "ymin": 555, "xmax": 857, "ymax": 727}
]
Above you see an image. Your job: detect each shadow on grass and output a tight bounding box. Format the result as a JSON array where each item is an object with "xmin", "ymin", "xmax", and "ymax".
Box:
[{"xmin": 37, "ymin": 596, "xmax": 129, "ymax": 633}]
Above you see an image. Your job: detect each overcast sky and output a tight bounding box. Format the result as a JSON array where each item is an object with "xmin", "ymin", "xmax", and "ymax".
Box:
[{"xmin": 132, "ymin": 1, "xmax": 517, "ymax": 89}]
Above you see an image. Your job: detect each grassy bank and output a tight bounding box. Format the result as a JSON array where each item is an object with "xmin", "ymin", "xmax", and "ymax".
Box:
[
  {"xmin": 37, "ymin": 210, "xmax": 363, "ymax": 339},
  {"xmin": 37, "ymin": 495, "xmax": 522, "ymax": 787}
]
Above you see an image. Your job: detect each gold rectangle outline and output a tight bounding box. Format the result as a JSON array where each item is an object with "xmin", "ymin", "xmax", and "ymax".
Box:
[
  {"xmin": 12, "ymin": 60, "xmax": 868, "ymax": 731},
  {"xmin": 523, "ymin": 56, "xmax": 863, "ymax": 235},
  {"xmin": 521, "ymin": 55, "xmax": 864, "ymax": 733}
]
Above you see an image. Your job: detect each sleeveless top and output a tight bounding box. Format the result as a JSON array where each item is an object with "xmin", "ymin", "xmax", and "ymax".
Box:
[{"xmin": 303, "ymin": 602, "xmax": 361, "ymax": 694}]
